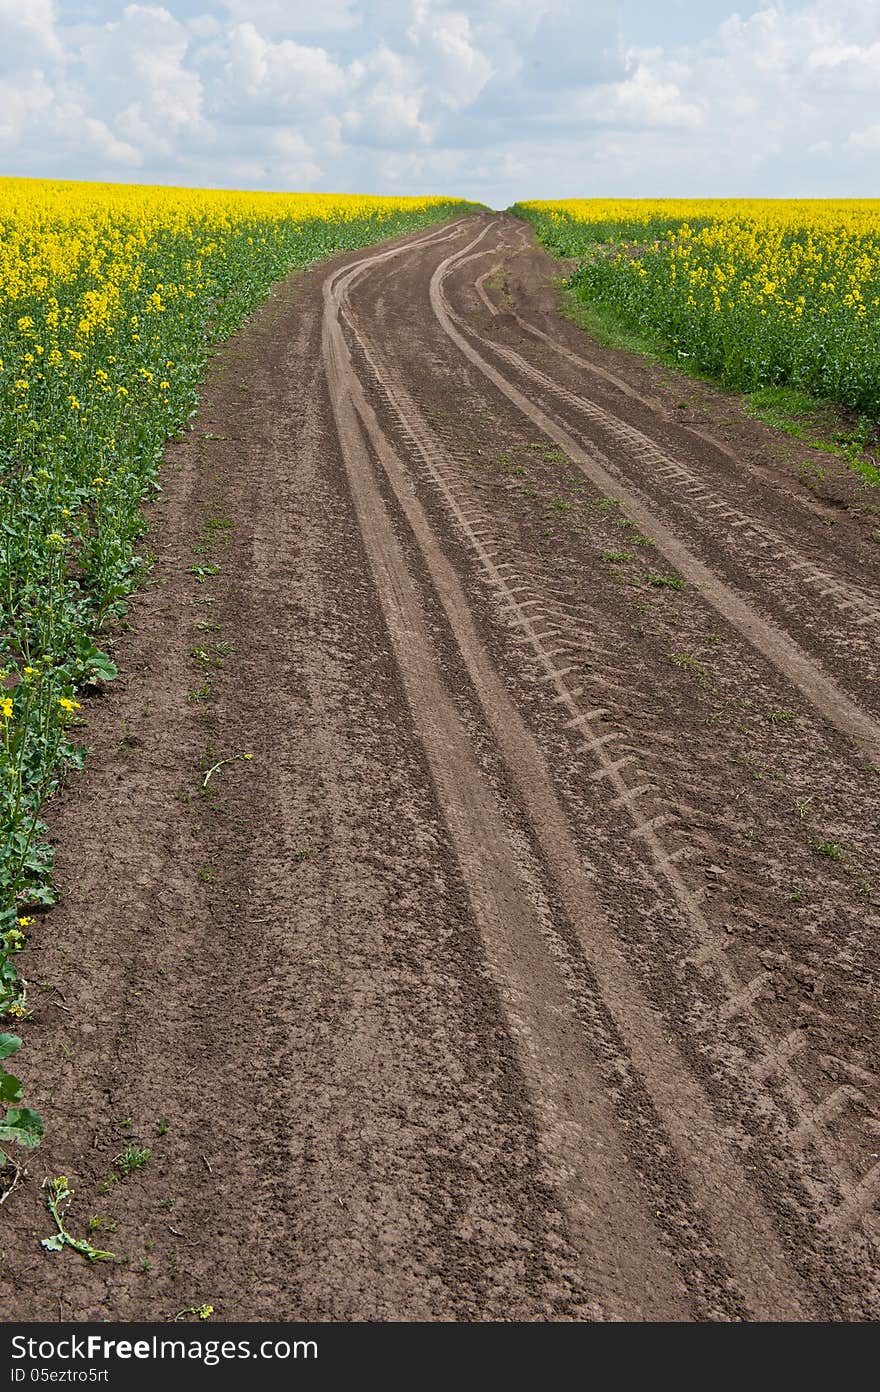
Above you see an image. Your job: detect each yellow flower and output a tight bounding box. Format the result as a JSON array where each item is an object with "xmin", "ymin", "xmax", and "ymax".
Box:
[
  {"xmin": 7, "ymin": 1002, "xmax": 28, "ymax": 1020},
  {"xmin": 0, "ymin": 696, "xmax": 13, "ymax": 718},
  {"xmin": 17, "ymin": 916, "xmax": 34, "ymax": 928},
  {"xmin": 57, "ymin": 696, "xmax": 81, "ymax": 713}
]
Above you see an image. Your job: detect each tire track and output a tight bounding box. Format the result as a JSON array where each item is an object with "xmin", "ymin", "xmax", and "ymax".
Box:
[
  {"xmin": 336, "ymin": 223, "xmax": 880, "ymax": 1303},
  {"xmin": 325, "ymin": 233, "xmax": 815, "ymax": 1319},
  {"xmin": 482, "ymin": 272, "xmax": 880, "ymax": 636},
  {"xmin": 430, "ymin": 227, "xmax": 880, "ymax": 764}
]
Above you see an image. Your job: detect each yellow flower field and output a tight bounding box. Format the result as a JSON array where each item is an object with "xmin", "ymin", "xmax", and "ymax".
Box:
[
  {"xmin": 511, "ymin": 198, "xmax": 880, "ymax": 425},
  {"xmin": 0, "ymin": 178, "xmax": 474, "ymax": 1136}
]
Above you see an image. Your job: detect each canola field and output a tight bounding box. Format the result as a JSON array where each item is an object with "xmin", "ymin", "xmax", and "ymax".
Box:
[
  {"xmin": 0, "ymin": 179, "xmax": 473, "ymax": 1147},
  {"xmin": 511, "ymin": 199, "xmax": 880, "ymax": 422}
]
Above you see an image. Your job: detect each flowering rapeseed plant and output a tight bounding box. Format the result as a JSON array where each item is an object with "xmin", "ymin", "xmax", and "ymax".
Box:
[
  {"xmin": 0, "ymin": 175, "xmax": 476, "ymax": 1148},
  {"xmin": 512, "ymin": 198, "xmax": 880, "ymax": 423}
]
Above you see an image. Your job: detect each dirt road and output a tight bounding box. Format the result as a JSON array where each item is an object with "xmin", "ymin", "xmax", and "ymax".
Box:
[{"xmin": 4, "ymin": 212, "xmax": 879, "ymax": 1321}]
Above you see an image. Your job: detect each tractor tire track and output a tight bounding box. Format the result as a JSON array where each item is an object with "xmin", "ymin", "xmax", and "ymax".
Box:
[
  {"xmin": 336, "ymin": 214, "xmax": 880, "ymax": 1314},
  {"xmin": 326, "ymin": 234, "xmax": 816, "ymax": 1318},
  {"xmin": 5, "ymin": 211, "xmax": 877, "ymax": 1323},
  {"xmin": 429, "ymin": 227, "xmax": 880, "ymax": 762}
]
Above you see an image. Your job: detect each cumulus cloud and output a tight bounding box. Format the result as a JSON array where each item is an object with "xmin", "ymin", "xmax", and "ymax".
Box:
[
  {"xmin": 581, "ymin": 63, "xmax": 703, "ymax": 130},
  {"xmin": 344, "ymin": 47, "xmax": 430, "ymax": 147},
  {"xmin": 220, "ymin": 0, "xmax": 360, "ymax": 34},
  {"xmin": 218, "ymin": 21, "xmax": 345, "ymax": 121},
  {"xmin": 406, "ymin": 5, "xmax": 495, "ymax": 111},
  {"xmin": 0, "ymin": 0, "xmax": 62, "ymax": 68},
  {"xmin": 847, "ymin": 123, "xmax": 880, "ymax": 151},
  {"xmin": 78, "ymin": 5, "xmax": 206, "ymax": 156},
  {"xmin": 0, "ymin": 1, "xmax": 877, "ymax": 203}
]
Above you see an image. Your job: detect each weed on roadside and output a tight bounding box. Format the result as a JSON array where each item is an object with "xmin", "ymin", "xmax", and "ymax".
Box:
[
  {"xmin": 113, "ymin": 1146, "xmax": 151, "ymax": 1178},
  {"xmin": 814, "ymin": 839, "xmax": 843, "ymax": 861},
  {"xmin": 648, "ymin": 574, "xmax": 686, "ymax": 590},
  {"xmin": 670, "ymin": 652, "xmax": 713, "ymax": 688},
  {"xmin": 41, "ymin": 1177, "xmax": 115, "ymax": 1262}
]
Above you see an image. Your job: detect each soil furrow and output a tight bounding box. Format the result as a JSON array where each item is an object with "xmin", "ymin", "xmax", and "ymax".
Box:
[
  {"xmin": 4, "ymin": 211, "xmax": 877, "ymax": 1322},
  {"xmin": 341, "ymin": 215, "xmax": 880, "ymax": 1310},
  {"xmin": 327, "ymin": 244, "xmax": 815, "ymax": 1318},
  {"xmin": 430, "ymin": 227, "xmax": 880, "ymax": 763}
]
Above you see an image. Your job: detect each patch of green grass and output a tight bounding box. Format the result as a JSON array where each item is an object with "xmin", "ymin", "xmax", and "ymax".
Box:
[
  {"xmin": 185, "ymin": 681, "xmax": 211, "ymax": 704},
  {"xmin": 647, "ymin": 573, "xmax": 686, "ymax": 590},
  {"xmin": 747, "ymin": 388, "xmax": 880, "ymax": 486},
  {"xmin": 114, "ymin": 1145, "xmax": 151, "ymax": 1177},
  {"xmin": 601, "ymin": 550, "xmax": 635, "ymax": 564},
  {"xmin": 670, "ymin": 652, "xmax": 712, "ymax": 687},
  {"xmin": 746, "ymin": 385, "xmax": 822, "ymax": 429},
  {"xmin": 814, "ymin": 840, "xmax": 843, "ymax": 861},
  {"xmin": 561, "ymin": 284, "xmax": 684, "ymax": 367},
  {"xmin": 556, "ymin": 286, "xmax": 880, "ymax": 490},
  {"xmin": 87, "ymin": 1215, "xmax": 118, "ymax": 1235},
  {"xmin": 526, "ymin": 442, "xmax": 569, "ymax": 462}
]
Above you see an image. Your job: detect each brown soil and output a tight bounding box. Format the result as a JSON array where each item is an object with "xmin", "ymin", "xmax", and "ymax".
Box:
[{"xmin": 2, "ymin": 212, "xmax": 878, "ymax": 1322}]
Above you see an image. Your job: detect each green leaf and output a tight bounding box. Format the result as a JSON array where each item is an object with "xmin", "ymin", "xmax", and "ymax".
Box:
[
  {"xmin": 87, "ymin": 651, "xmax": 118, "ymax": 682},
  {"xmin": 0, "ymin": 1073, "xmax": 23, "ymax": 1103},
  {"xmin": 0, "ymin": 1034, "xmax": 21, "ymax": 1061},
  {"xmin": 0, "ymin": 1107, "xmax": 44, "ymax": 1149},
  {"xmin": 41, "ymin": 1234, "xmax": 65, "ymax": 1253}
]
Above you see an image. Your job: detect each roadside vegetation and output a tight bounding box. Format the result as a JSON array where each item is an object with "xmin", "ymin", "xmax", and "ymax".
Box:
[
  {"xmin": 511, "ymin": 198, "xmax": 880, "ymax": 485},
  {"xmin": 0, "ymin": 177, "xmax": 477, "ymax": 1154}
]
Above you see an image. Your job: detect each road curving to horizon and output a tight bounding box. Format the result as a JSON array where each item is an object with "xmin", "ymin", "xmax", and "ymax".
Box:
[{"xmin": 4, "ymin": 212, "xmax": 878, "ymax": 1322}]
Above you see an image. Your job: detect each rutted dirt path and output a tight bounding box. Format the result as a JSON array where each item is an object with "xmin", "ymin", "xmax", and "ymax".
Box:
[{"xmin": 3, "ymin": 212, "xmax": 878, "ymax": 1321}]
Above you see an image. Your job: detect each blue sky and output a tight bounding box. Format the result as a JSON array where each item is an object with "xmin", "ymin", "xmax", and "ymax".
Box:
[{"xmin": 1, "ymin": 2, "xmax": 877, "ymax": 204}]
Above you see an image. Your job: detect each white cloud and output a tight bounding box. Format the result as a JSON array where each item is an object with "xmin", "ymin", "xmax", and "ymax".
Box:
[
  {"xmin": 75, "ymin": 5, "xmax": 206, "ymax": 162},
  {"xmin": 0, "ymin": 0, "xmax": 62, "ymax": 68},
  {"xmin": 583, "ymin": 62, "xmax": 703, "ymax": 130},
  {"xmin": 0, "ymin": 1, "xmax": 877, "ymax": 203},
  {"xmin": 218, "ymin": 21, "xmax": 345, "ymax": 120},
  {"xmin": 406, "ymin": 6, "xmax": 495, "ymax": 111},
  {"xmin": 344, "ymin": 47, "xmax": 431, "ymax": 147},
  {"xmin": 847, "ymin": 123, "xmax": 880, "ymax": 151},
  {"xmin": 220, "ymin": 0, "xmax": 360, "ymax": 34},
  {"xmin": 0, "ymin": 71, "xmax": 55, "ymax": 150}
]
